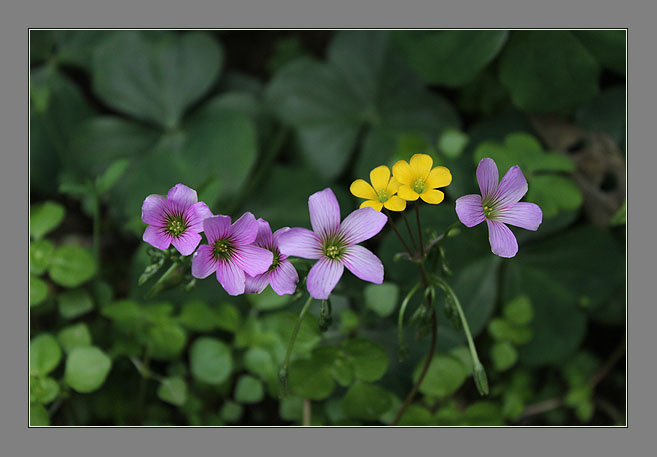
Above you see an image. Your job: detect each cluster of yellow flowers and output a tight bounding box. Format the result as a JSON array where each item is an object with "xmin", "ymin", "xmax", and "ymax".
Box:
[{"xmin": 350, "ymin": 153, "xmax": 452, "ymax": 212}]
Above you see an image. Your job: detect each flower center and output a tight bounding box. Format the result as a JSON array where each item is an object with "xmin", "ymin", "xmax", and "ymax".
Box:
[
  {"xmin": 323, "ymin": 238, "xmax": 345, "ymax": 260},
  {"xmin": 268, "ymin": 249, "xmax": 282, "ymax": 272},
  {"xmin": 165, "ymin": 214, "xmax": 187, "ymax": 237},
  {"xmin": 482, "ymin": 203, "xmax": 496, "ymax": 219},
  {"xmin": 411, "ymin": 178, "xmax": 426, "ymax": 194},
  {"xmin": 376, "ymin": 188, "xmax": 390, "ymax": 203},
  {"xmin": 212, "ymin": 239, "xmax": 234, "ymax": 261}
]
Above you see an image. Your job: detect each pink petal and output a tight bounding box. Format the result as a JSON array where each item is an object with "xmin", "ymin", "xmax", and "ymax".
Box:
[
  {"xmin": 307, "ymin": 258, "xmax": 344, "ymax": 300},
  {"xmin": 143, "ymin": 225, "xmax": 172, "ymax": 250},
  {"xmin": 309, "ymin": 188, "xmax": 341, "ymax": 238},
  {"xmin": 455, "ymin": 194, "xmax": 486, "ymax": 228},
  {"xmin": 339, "ymin": 207, "xmax": 388, "ymax": 245},
  {"xmin": 272, "ymin": 227, "xmax": 291, "ymax": 246},
  {"xmin": 230, "ymin": 212, "xmax": 258, "ymax": 246},
  {"xmin": 254, "ymin": 218, "xmax": 274, "ymax": 248},
  {"xmin": 185, "ymin": 201, "xmax": 213, "ymax": 233},
  {"xmin": 203, "ymin": 215, "xmax": 232, "ymax": 245},
  {"xmin": 269, "ymin": 260, "xmax": 299, "ymax": 295},
  {"xmin": 495, "ymin": 166, "xmax": 528, "ymax": 207},
  {"xmin": 141, "ymin": 194, "xmax": 168, "ymax": 226},
  {"xmin": 277, "ymin": 228, "xmax": 323, "ymax": 259},
  {"xmin": 497, "ymin": 202, "xmax": 543, "ymax": 231},
  {"xmin": 167, "ymin": 183, "xmax": 198, "ymax": 214},
  {"xmin": 232, "ymin": 245, "xmax": 273, "ymax": 277},
  {"xmin": 342, "ymin": 245, "xmax": 384, "ymax": 284},
  {"xmin": 216, "ymin": 260, "xmax": 246, "ymax": 296},
  {"xmin": 191, "ymin": 245, "xmax": 218, "ymax": 279},
  {"xmin": 245, "ymin": 272, "xmax": 271, "ymax": 294},
  {"xmin": 476, "ymin": 158, "xmax": 499, "ymax": 200},
  {"xmin": 486, "ymin": 220, "xmax": 518, "ymax": 258},
  {"xmin": 171, "ymin": 231, "xmax": 202, "ymax": 256}
]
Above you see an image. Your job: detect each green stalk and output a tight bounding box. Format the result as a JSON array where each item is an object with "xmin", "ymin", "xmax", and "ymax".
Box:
[
  {"xmin": 146, "ymin": 262, "xmax": 179, "ymax": 299},
  {"xmin": 279, "ymin": 295, "xmax": 314, "ymax": 397}
]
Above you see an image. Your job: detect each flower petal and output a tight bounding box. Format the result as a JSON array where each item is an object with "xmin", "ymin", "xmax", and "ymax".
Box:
[
  {"xmin": 244, "ymin": 272, "xmax": 270, "ymax": 294},
  {"xmin": 171, "ymin": 231, "xmax": 202, "ymax": 256},
  {"xmin": 216, "ymin": 260, "xmax": 246, "ymax": 296},
  {"xmin": 383, "ymin": 195, "xmax": 406, "ymax": 212},
  {"xmin": 495, "ymin": 165, "xmax": 528, "ymax": 207},
  {"xmin": 143, "ymin": 225, "xmax": 172, "ymax": 250},
  {"xmin": 203, "ymin": 215, "xmax": 232, "ymax": 245},
  {"xmin": 477, "ymin": 158, "xmax": 499, "ymax": 200},
  {"xmin": 191, "ymin": 245, "xmax": 217, "ymax": 279},
  {"xmin": 398, "ymin": 185, "xmax": 420, "ymax": 201},
  {"xmin": 392, "ymin": 160, "xmax": 414, "ymax": 186},
  {"xmin": 386, "ymin": 177, "xmax": 401, "ymax": 195},
  {"xmin": 167, "ymin": 183, "xmax": 198, "ymax": 214},
  {"xmin": 425, "ymin": 166, "xmax": 452, "ymax": 189},
  {"xmin": 254, "ymin": 218, "xmax": 274, "ymax": 248},
  {"xmin": 307, "ymin": 258, "xmax": 344, "ymax": 299},
  {"xmin": 141, "ymin": 194, "xmax": 168, "ymax": 226},
  {"xmin": 455, "ymin": 194, "xmax": 485, "ymax": 228},
  {"xmin": 410, "ymin": 154, "xmax": 433, "ymax": 180},
  {"xmin": 360, "ymin": 200, "xmax": 384, "ymax": 211},
  {"xmin": 231, "ymin": 212, "xmax": 258, "ymax": 246},
  {"xmin": 184, "ymin": 201, "xmax": 213, "ymax": 233},
  {"xmin": 370, "ymin": 165, "xmax": 390, "ymax": 191},
  {"xmin": 269, "ymin": 260, "xmax": 299, "ymax": 295},
  {"xmin": 350, "ymin": 179, "xmax": 377, "ymax": 200},
  {"xmin": 486, "ymin": 220, "xmax": 518, "ymax": 258},
  {"xmin": 272, "ymin": 227, "xmax": 291, "ymax": 246},
  {"xmin": 497, "ymin": 202, "xmax": 543, "ymax": 231},
  {"xmin": 309, "ymin": 188, "xmax": 341, "ymax": 237},
  {"xmin": 277, "ymin": 228, "xmax": 322, "ymax": 259},
  {"xmin": 339, "ymin": 207, "xmax": 388, "ymax": 245},
  {"xmin": 420, "ymin": 189, "xmax": 445, "ymax": 205},
  {"xmin": 342, "ymin": 245, "xmax": 384, "ymax": 284},
  {"xmin": 232, "ymin": 245, "xmax": 273, "ymax": 277}
]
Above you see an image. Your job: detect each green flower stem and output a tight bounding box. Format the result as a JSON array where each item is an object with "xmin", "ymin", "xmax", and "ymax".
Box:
[
  {"xmin": 402, "ymin": 212, "xmax": 418, "ymax": 253},
  {"xmin": 415, "ymin": 201, "xmax": 424, "ymax": 256},
  {"xmin": 146, "ymin": 262, "xmax": 179, "ymax": 299},
  {"xmin": 92, "ymin": 188, "xmax": 101, "ymax": 264},
  {"xmin": 397, "ymin": 282, "xmax": 422, "ymax": 357},
  {"xmin": 303, "ymin": 398, "xmax": 312, "ymax": 426},
  {"xmin": 279, "ymin": 294, "xmax": 314, "ymax": 397},
  {"xmin": 384, "ymin": 209, "xmax": 414, "ymax": 257},
  {"xmin": 433, "ymin": 275, "xmax": 488, "ymax": 395}
]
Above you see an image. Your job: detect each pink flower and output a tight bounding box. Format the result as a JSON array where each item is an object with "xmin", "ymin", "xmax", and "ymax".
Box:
[
  {"xmin": 278, "ymin": 188, "xmax": 387, "ymax": 300},
  {"xmin": 141, "ymin": 183, "xmax": 212, "ymax": 256},
  {"xmin": 191, "ymin": 212, "xmax": 273, "ymax": 296}
]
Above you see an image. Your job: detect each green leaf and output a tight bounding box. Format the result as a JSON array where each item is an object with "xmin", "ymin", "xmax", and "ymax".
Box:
[
  {"xmin": 342, "ymin": 338, "xmax": 389, "ymax": 382},
  {"xmin": 576, "ymin": 86, "xmax": 626, "ymax": 150},
  {"xmin": 490, "ymin": 341, "xmax": 518, "ymax": 372},
  {"xmin": 220, "ymin": 400, "xmax": 244, "ymax": 423},
  {"xmin": 95, "ymin": 158, "xmax": 131, "ymax": 194},
  {"xmin": 92, "ymin": 31, "xmax": 223, "ymax": 128},
  {"xmin": 573, "ymin": 30, "xmax": 626, "ymax": 76},
  {"xmin": 246, "ymin": 285, "xmax": 292, "ymax": 311},
  {"xmin": 157, "ymin": 377, "xmax": 187, "ymax": 406},
  {"xmin": 65, "ymin": 346, "xmax": 112, "ymax": 393},
  {"xmin": 499, "ymin": 31, "xmax": 600, "ymax": 113},
  {"xmin": 264, "ymin": 311, "xmax": 321, "ymax": 358},
  {"xmin": 340, "ymin": 381, "xmax": 392, "ymax": 421},
  {"xmin": 30, "ymin": 402, "xmax": 50, "ymax": 426},
  {"xmin": 57, "ymin": 323, "xmax": 92, "ymax": 353},
  {"xmin": 364, "ymin": 282, "xmax": 399, "ymax": 317},
  {"xmin": 610, "ymin": 201, "xmax": 626, "ymax": 226},
  {"xmin": 397, "ymin": 405, "xmax": 434, "ymax": 426},
  {"xmin": 503, "ymin": 295, "xmax": 534, "ymax": 326},
  {"xmin": 487, "ymin": 318, "xmax": 533, "ymax": 345},
  {"xmin": 189, "ymin": 337, "xmax": 233, "ymax": 385},
  {"xmin": 30, "ymin": 201, "xmax": 65, "ymax": 240},
  {"xmin": 57, "ymin": 289, "xmax": 94, "ymax": 319},
  {"xmin": 413, "ymin": 354, "xmax": 468, "ymax": 398},
  {"xmin": 178, "ymin": 300, "xmax": 218, "ymax": 332},
  {"xmin": 288, "ymin": 359, "xmax": 335, "ymax": 401},
  {"xmin": 147, "ymin": 323, "xmax": 187, "ymax": 360},
  {"xmin": 48, "ymin": 245, "xmax": 97, "ymax": 288},
  {"xmin": 394, "ymin": 30, "xmax": 508, "ymax": 87},
  {"xmin": 30, "ymin": 275, "xmax": 48, "ymax": 307},
  {"xmin": 244, "ymin": 348, "xmax": 276, "ymax": 381},
  {"xmin": 30, "ymin": 376, "xmax": 60, "ymax": 404},
  {"xmin": 30, "ymin": 333, "xmax": 62, "ymax": 376},
  {"xmin": 234, "ymin": 375, "xmax": 265, "ymax": 404},
  {"xmin": 279, "ymin": 396, "xmax": 303, "ymax": 421},
  {"xmin": 528, "ymin": 175, "xmax": 583, "ymax": 219},
  {"xmin": 462, "ymin": 401, "xmax": 504, "ymax": 426},
  {"xmin": 438, "ymin": 128, "xmax": 469, "ymax": 159},
  {"xmin": 215, "ymin": 303, "xmax": 241, "ymax": 333},
  {"xmin": 30, "ymin": 239, "xmax": 55, "ymax": 275},
  {"xmin": 52, "ymin": 30, "xmax": 113, "ymax": 69}
]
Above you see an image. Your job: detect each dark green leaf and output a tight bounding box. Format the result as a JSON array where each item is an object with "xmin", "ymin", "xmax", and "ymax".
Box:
[
  {"xmin": 491, "ymin": 341, "xmax": 518, "ymax": 371},
  {"xmin": 65, "ymin": 346, "xmax": 112, "ymax": 393},
  {"xmin": 30, "ymin": 333, "xmax": 62, "ymax": 376},
  {"xmin": 234, "ymin": 375, "xmax": 265, "ymax": 403},
  {"xmin": 30, "ymin": 275, "xmax": 48, "ymax": 307},
  {"xmin": 364, "ymin": 282, "xmax": 399, "ymax": 317},
  {"xmin": 342, "ymin": 338, "xmax": 389, "ymax": 382},
  {"xmin": 220, "ymin": 401, "xmax": 244, "ymax": 423},
  {"xmin": 340, "ymin": 381, "xmax": 392, "ymax": 421},
  {"xmin": 31, "ymin": 239, "xmax": 56, "ymax": 276},
  {"xmin": 246, "ymin": 286, "xmax": 292, "ymax": 311},
  {"xmin": 573, "ymin": 30, "xmax": 626, "ymax": 75},
  {"xmin": 147, "ymin": 323, "xmax": 187, "ymax": 360},
  {"xmin": 288, "ymin": 359, "xmax": 335, "ymax": 400},
  {"xmin": 178, "ymin": 300, "xmax": 218, "ymax": 332},
  {"xmin": 503, "ymin": 295, "xmax": 534, "ymax": 326},
  {"xmin": 95, "ymin": 158, "xmax": 131, "ymax": 194},
  {"xmin": 30, "ymin": 376, "xmax": 60, "ymax": 404},
  {"xmin": 57, "ymin": 323, "xmax": 92, "ymax": 353},
  {"xmin": 189, "ymin": 337, "xmax": 233, "ymax": 385},
  {"xmin": 30, "ymin": 403, "xmax": 50, "ymax": 426},
  {"xmin": 413, "ymin": 354, "xmax": 468, "ymax": 398},
  {"xmin": 157, "ymin": 377, "xmax": 187, "ymax": 406},
  {"xmin": 30, "ymin": 201, "xmax": 65, "ymax": 240},
  {"xmin": 576, "ymin": 86, "xmax": 626, "ymax": 150},
  {"xmin": 58, "ymin": 289, "xmax": 94, "ymax": 319},
  {"xmin": 48, "ymin": 245, "xmax": 97, "ymax": 288}
]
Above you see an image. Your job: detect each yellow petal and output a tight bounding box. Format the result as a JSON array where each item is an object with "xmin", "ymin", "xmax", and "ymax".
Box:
[
  {"xmin": 398, "ymin": 185, "xmax": 420, "ymax": 201},
  {"xmin": 360, "ymin": 200, "xmax": 384, "ymax": 211},
  {"xmin": 350, "ymin": 179, "xmax": 377, "ymax": 200},
  {"xmin": 392, "ymin": 160, "xmax": 414, "ymax": 185},
  {"xmin": 426, "ymin": 166, "xmax": 452, "ymax": 189},
  {"xmin": 420, "ymin": 189, "xmax": 445, "ymax": 204},
  {"xmin": 370, "ymin": 165, "xmax": 391, "ymax": 191},
  {"xmin": 384, "ymin": 195, "xmax": 407, "ymax": 212},
  {"xmin": 386, "ymin": 177, "xmax": 401, "ymax": 195},
  {"xmin": 410, "ymin": 154, "xmax": 433, "ymax": 180}
]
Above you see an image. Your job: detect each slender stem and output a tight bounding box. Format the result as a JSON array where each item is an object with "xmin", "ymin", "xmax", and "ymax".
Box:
[
  {"xmin": 303, "ymin": 399, "xmax": 312, "ymax": 426},
  {"xmin": 92, "ymin": 189, "xmax": 101, "ymax": 264},
  {"xmin": 415, "ymin": 202, "xmax": 424, "ymax": 256},
  {"xmin": 402, "ymin": 212, "xmax": 418, "ymax": 253},
  {"xmin": 146, "ymin": 262, "xmax": 178, "ymax": 299},
  {"xmin": 398, "ymin": 282, "xmax": 422, "ymax": 350},
  {"xmin": 384, "ymin": 210, "xmax": 414, "ymax": 257},
  {"xmin": 281, "ymin": 295, "xmax": 314, "ymax": 374}
]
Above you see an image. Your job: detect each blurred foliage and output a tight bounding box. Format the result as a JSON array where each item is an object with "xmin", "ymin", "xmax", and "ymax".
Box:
[{"xmin": 30, "ymin": 30, "xmax": 625, "ymax": 426}]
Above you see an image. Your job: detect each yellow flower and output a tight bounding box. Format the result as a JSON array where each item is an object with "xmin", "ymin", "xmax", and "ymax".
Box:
[
  {"xmin": 392, "ymin": 154, "xmax": 452, "ymax": 204},
  {"xmin": 350, "ymin": 165, "xmax": 407, "ymax": 212}
]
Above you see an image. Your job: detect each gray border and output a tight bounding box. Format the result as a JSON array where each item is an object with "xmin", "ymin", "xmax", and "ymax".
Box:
[{"xmin": 4, "ymin": 0, "xmax": 653, "ymax": 456}]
